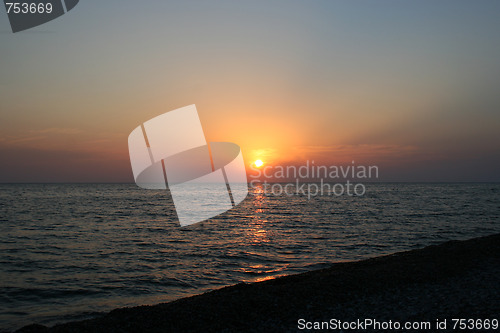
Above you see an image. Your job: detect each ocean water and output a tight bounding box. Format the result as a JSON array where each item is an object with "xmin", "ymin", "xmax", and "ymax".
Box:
[{"xmin": 0, "ymin": 183, "xmax": 499, "ymax": 331}]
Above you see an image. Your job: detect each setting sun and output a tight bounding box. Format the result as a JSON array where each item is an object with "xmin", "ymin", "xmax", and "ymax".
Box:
[{"xmin": 254, "ymin": 159, "xmax": 264, "ymax": 167}]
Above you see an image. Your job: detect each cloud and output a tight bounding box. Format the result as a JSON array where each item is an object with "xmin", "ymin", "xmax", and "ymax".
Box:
[
  {"xmin": 0, "ymin": 128, "xmax": 83, "ymax": 146},
  {"xmin": 291, "ymin": 144, "xmax": 422, "ymax": 159},
  {"xmin": 32, "ymin": 128, "xmax": 84, "ymax": 135},
  {"xmin": 0, "ymin": 145, "xmax": 132, "ymax": 183}
]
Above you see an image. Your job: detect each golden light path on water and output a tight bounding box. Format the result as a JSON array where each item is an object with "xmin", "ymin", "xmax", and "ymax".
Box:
[{"xmin": 239, "ymin": 184, "xmax": 291, "ymax": 283}]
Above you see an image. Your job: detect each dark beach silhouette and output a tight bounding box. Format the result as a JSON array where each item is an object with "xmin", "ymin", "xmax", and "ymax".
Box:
[{"xmin": 16, "ymin": 233, "xmax": 500, "ymax": 332}]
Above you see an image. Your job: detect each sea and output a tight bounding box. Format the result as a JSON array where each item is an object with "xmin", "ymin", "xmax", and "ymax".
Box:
[{"xmin": 0, "ymin": 183, "xmax": 499, "ymax": 331}]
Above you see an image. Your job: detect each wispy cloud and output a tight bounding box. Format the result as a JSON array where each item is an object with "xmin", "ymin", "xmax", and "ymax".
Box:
[
  {"xmin": 31, "ymin": 128, "xmax": 84, "ymax": 135},
  {"xmin": 292, "ymin": 144, "xmax": 420, "ymax": 155},
  {"xmin": 0, "ymin": 127, "xmax": 83, "ymax": 145}
]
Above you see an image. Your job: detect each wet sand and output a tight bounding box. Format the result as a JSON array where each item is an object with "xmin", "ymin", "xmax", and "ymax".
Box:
[{"xmin": 16, "ymin": 233, "xmax": 500, "ymax": 332}]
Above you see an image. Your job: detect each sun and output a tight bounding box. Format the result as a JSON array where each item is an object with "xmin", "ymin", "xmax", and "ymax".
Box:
[{"xmin": 254, "ymin": 159, "xmax": 264, "ymax": 167}]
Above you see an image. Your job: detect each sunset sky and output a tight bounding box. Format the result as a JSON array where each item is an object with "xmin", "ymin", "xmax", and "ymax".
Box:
[{"xmin": 1, "ymin": 0, "xmax": 499, "ymax": 182}]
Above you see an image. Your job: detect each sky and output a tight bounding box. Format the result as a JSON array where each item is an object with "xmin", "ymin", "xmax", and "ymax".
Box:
[{"xmin": 1, "ymin": 0, "xmax": 499, "ymax": 182}]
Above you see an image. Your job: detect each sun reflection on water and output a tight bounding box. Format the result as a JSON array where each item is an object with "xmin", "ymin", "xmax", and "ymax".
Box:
[{"xmin": 244, "ymin": 184, "xmax": 271, "ymax": 243}]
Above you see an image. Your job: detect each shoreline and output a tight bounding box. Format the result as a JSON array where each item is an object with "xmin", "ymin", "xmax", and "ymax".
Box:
[{"xmin": 17, "ymin": 233, "xmax": 500, "ymax": 332}]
